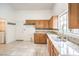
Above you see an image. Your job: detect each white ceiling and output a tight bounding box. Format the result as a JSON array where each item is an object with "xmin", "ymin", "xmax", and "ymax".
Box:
[{"xmin": 10, "ymin": 3, "xmax": 55, "ymax": 10}]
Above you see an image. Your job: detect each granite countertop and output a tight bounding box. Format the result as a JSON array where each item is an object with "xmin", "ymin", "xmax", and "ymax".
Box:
[
  {"xmin": 47, "ymin": 33, "xmax": 65, "ymax": 55},
  {"xmin": 35, "ymin": 29, "xmax": 56, "ymax": 34},
  {"xmin": 51, "ymin": 30, "xmax": 79, "ymax": 47},
  {"xmin": 47, "ymin": 32, "xmax": 79, "ymax": 55},
  {"xmin": 35, "ymin": 29, "xmax": 79, "ymax": 54}
]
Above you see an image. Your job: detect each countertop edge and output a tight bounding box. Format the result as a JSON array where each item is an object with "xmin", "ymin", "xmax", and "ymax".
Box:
[{"xmin": 46, "ymin": 33, "xmax": 61, "ymax": 54}]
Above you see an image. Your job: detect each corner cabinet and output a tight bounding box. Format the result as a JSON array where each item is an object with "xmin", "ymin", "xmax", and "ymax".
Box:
[{"xmin": 68, "ymin": 3, "xmax": 79, "ymax": 29}]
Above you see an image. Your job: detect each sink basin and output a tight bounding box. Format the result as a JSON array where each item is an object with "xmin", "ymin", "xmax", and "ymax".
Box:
[
  {"xmin": 57, "ymin": 36, "xmax": 67, "ymax": 42},
  {"xmin": 54, "ymin": 38, "xmax": 61, "ymax": 42},
  {"xmin": 51, "ymin": 36, "xmax": 61, "ymax": 42}
]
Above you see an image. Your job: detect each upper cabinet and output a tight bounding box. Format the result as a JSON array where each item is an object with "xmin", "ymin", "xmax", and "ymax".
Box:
[
  {"xmin": 25, "ymin": 20, "xmax": 35, "ymax": 25},
  {"xmin": 25, "ymin": 20, "xmax": 49, "ymax": 29},
  {"xmin": 53, "ymin": 16, "xmax": 58, "ymax": 29},
  {"xmin": 49, "ymin": 16, "xmax": 53, "ymax": 29},
  {"xmin": 25, "ymin": 16, "xmax": 58, "ymax": 29},
  {"xmin": 35, "ymin": 20, "xmax": 49, "ymax": 29},
  {"xmin": 49, "ymin": 16, "xmax": 58, "ymax": 29},
  {"xmin": 68, "ymin": 3, "xmax": 79, "ymax": 29}
]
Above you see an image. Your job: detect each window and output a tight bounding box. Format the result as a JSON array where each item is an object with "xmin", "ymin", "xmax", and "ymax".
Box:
[
  {"xmin": 57, "ymin": 10, "xmax": 79, "ymax": 56},
  {"xmin": 58, "ymin": 10, "xmax": 79, "ymax": 34},
  {"xmin": 58, "ymin": 11, "xmax": 69, "ymax": 33}
]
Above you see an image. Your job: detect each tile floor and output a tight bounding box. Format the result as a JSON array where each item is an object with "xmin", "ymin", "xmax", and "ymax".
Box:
[{"xmin": 0, "ymin": 41, "xmax": 49, "ymax": 56}]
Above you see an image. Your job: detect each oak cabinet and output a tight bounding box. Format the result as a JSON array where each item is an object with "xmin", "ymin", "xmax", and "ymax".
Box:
[
  {"xmin": 36, "ymin": 20, "xmax": 44, "ymax": 28},
  {"xmin": 34, "ymin": 33, "xmax": 47, "ymax": 44},
  {"xmin": 68, "ymin": 3, "xmax": 79, "ymax": 28},
  {"xmin": 53, "ymin": 16, "xmax": 58, "ymax": 29},
  {"xmin": 35, "ymin": 20, "xmax": 49, "ymax": 28},
  {"xmin": 47, "ymin": 38, "xmax": 52, "ymax": 55},
  {"xmin": 35, "ymin": 20, "xmax": 40, "ymax": 28},
  {"xmin": 51, "ymin": 45, "xmax": 59, "ymax": 56},
  {"xmin": 47, "ymin": 36, "xmax": 59, "ymax": 56},
  {"xmin": 49, "ymin": 16, "xmax": 53, "ymax": 29},
  {"xmin": 34, "ymin": 33, "xmax": 39, "ymax": 43},
  {"xmin": 26, "ymin": 20, "xmax": 35, "ymax": 25},
  {"xmin": 44, "ymin": 20, "xmax": 49, "ymax": 28},
  {"xmin": 25, "ymin": 20, "xmax": 49, "ymax": 29},
  {"xmin": 49, "ymin": 16, "xmax": 58, "ymax": 29}
]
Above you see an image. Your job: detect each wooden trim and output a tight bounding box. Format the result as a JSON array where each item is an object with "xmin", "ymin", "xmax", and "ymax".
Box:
[
  {"xmin": 8, "ymin": 22, "xmax": 16, "ymax": 25},
  {"xmin": 24, "ymin": 23, "xmax": 35, "ymax": 25}
]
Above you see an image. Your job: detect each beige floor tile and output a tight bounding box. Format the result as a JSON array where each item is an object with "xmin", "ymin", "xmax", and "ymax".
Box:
[{"xmin": 0, "ymin": 41, "xmax": 49, "ymax": 56}]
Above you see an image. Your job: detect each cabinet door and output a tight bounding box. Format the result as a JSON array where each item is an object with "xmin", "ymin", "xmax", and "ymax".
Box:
[
  {"xmin": 53, "ymin": 47, "xmax": 59, "ymax": 56},
  {"xmin": 49, "ymin": 16, "xmax": 53, "ymax": 29},
  {"xmin": 69, "ymin": 3, "xmax": 79, "ymax": 28},
  {"xmin": 51, "ymin": 44, "xmax": 54, "ymax": 56},
  {"xmin": 53, "ymin": 16, "xmax": 58, "ymax": 29},
  {"xmin": 35, "ymin": 20, "xmax": 39, "ymax": 28},
  {"xmin": 47, "ymin": 38, "xmax": 51, "ymax": 55},
  {"xmin": 34, "ymin": 34, "xmax": 39, "ymax": 43},
  {"xmin": 50, "ymin": 43, "xmax": 59, "ymax": 56},
  {"xmin": 34, "ymin": 33, "xmax": 47, "ymax": 44},
  {"xmin": 39, "ymin": 34, "xmax": 46, "ymax": 44},
  {"xmin": 44, "ymin": 20, "xmax": 49, "ymax": 28},
  {"xmin": 47, "ymin": 37, "xmax": 59, "ymax": 56},
  {"xmin": 39, "ymin": 21, "xmax": 44, "ymax": 28},
  {"xmin": 49, "ymin": 16, "xmax": 58, "ymax": 29}
]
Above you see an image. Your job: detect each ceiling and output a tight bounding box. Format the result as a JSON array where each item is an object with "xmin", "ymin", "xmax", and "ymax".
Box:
[{"xmin": 10, "ymin": 3, "xmax": 55, "ymax": 10}]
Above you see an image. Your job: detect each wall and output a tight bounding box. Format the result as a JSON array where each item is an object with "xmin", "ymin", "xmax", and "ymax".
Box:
[
  {"xmin": 0, "ymin": 4, "xmax": 16, "ymax": 22},
  {"xmin": 15, "ymin": 10, "xmax": 52, "ymax": 40},
  {"xmin": 0, "ymin": 3, "xmax": 68, "ymax": 42},
  {"xmin": 51, "ymin": 3, "xmax": 68, "ymax": 16},
  {"xmin": 0, "ymin": 4, "xmax": 16, "ymax": 43}
]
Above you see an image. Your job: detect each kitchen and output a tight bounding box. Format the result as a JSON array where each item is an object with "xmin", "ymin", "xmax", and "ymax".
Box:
[{"xmin": 0, "ymin": 3, "xmax": 79, "ymax": 56}]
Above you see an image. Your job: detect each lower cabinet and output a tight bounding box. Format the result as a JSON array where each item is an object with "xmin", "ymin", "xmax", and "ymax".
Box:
[
  {"xmin": 51, "ymin": 45, "xmax": 59, "ymax": 56},
  {"xmin": 47, "ymin": 38, "xmax": 51, "ymax": 55},
  {"xmin": 47, "ymin": 37, "xmax": 59, "ymax": 56},
  {"xmin": 34, "ymin": 33, "xmax": 47, "ymax": 44}
]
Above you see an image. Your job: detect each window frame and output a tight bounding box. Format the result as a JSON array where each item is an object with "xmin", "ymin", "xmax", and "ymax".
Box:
[{"xmin": 57, "ymin": 10, "xmax": 69, "ymax": 33}]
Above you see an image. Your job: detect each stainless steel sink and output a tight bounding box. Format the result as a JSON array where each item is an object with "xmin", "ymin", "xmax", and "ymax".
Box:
[{"xmin": 57, "ymin": 36, "xmax": 67, "ymax": 42}]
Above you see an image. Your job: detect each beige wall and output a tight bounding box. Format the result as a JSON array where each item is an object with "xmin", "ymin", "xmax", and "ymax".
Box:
[
  {"xmin": 51, "ymin": 3, "xmax": 68, "ymax": 16},
  {"xmin": 0, "ymin": 4, "xmax": 16, "ymax": 43}
]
